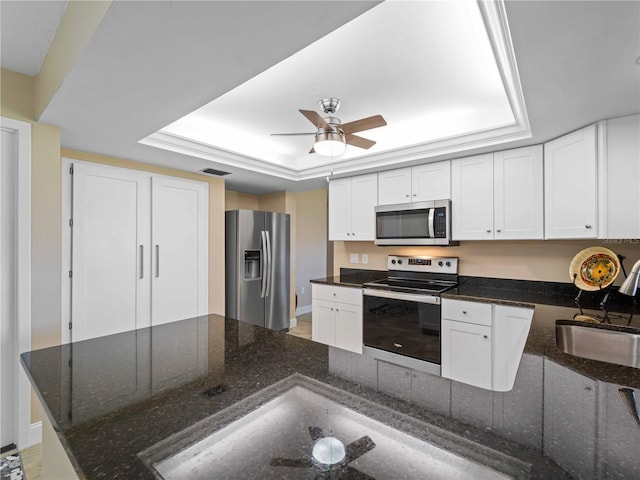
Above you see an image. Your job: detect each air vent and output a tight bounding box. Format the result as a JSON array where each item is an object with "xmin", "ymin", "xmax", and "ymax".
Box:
[{"xmin": 201, "ymin": 168, "xmax": 231, "ymax": 176}]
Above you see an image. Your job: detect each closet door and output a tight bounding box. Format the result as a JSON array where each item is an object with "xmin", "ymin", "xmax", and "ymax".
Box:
[
  {"xmin": 151, "ymin": 176, "xmax": 208, "ymax": 326},
  {"xmin": 71, "ymin": 163, "xmax": 151, "ymax": 341}
]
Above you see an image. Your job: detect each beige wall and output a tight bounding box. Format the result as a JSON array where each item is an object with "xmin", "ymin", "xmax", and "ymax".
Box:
[
  {"xmin": 295, "ymin": 189, "xmax": 328, "ymax": 309},
  {"xmin": 225, "ymin": 190, "xmax": 259, "ymax": 210},
  {"xmin": 333, "ymin": 239, "xmax": 640, "ymax": 286}
]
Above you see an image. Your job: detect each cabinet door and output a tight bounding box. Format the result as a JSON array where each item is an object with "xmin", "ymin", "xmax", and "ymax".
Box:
[
  {"xmin": 451, "ymin": 154, "xmax": 494, "ymax": 240},
  {"xmin": 311, "ymin": 299, "xmax": 336, "ymax": 346},
  {"xmin": 328, "ymin": 178, "xmax": 352, "ymax": 241},
  {"xmin": 334, "ymin": 303, "xmax": 363, "ymax": 354},
  {"xmin": 151, "ymin": 176, "xmax": 208, "ymax": 326},
  {"xmin": 494, "ymin": 146, "xmax": 543, "ymax": 239},
  {"xmin": 377, "ymin": 168, "xmax": 412, "ymax": 205},
  {"xmin": 350, "ymin": 173, "xmax": 378, "ymax": 240},
  {"xmin": 412, "ymin": 161, "xmax": 451, "ymax": 202},
  {"xmin": 72, "ymin": 163, "xmax": 151, "ymax": 341},
  {"xmin": 544, "ymin": 125, "xmax": 597, "ymax": 238},
  {"xmin": 599, "ymin": 114, "xmax": 640, "ymax": 239},
  {"xmin": 441, "ymin": 319, "xmax": 492, "ymax": 390}
]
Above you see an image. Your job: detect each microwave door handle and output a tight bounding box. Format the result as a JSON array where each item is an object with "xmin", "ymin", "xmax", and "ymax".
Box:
[{"xmin": 428, "ymin": 208, "xmax": 435, "ymax": 238}]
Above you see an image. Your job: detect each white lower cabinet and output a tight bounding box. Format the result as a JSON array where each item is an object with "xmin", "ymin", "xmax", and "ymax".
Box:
[
  {"xmin": 441, "ymin": 298, "xmax": 533, "ymax": 392},
  {"xmin": 312, "ymin": 284, "xmax": 363, "ymax": 354}
]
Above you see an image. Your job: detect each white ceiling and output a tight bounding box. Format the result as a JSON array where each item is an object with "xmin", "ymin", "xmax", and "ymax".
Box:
[{"xmin": 2, "ymin": 0, "xmax": 639, "ymax": 194}]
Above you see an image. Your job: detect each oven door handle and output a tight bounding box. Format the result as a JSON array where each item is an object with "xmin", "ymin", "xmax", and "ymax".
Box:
[{"xmin": 363, "ymin": 288, "xmax": 441, "ymax": 305}]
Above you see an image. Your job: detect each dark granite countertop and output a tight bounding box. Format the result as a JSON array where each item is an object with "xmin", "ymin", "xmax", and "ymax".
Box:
[
  {"xmin": 22, "ymin": 315, "xmax": 569, "ymax": 480},
  {"xmin": 310, "ymin": 268, "xmax": 387, "ymax": 288}
]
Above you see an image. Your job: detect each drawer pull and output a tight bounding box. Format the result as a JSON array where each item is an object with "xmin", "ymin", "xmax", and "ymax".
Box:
[
  {"xmin": 462, "ymin": 310, "xmax": 467, "ymax": 314},
  {"xmin": 393, "ymin": 343, "xmax": 403, "ymax": 348}
]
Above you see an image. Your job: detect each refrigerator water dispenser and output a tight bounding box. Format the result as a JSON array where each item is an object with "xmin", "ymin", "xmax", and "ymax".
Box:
[{"xmin": 244, "ymin": 250, "xmax": 261, "ymax": 279}]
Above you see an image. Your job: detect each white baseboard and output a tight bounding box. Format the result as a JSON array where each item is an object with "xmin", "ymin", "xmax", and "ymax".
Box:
[
  {"xmin": 295, "ymin": 305, "xmax": 312, "ymax": 316},
  {"xmin": 29, "ymin": 421, "xmax": 42, "ymax": 447}
]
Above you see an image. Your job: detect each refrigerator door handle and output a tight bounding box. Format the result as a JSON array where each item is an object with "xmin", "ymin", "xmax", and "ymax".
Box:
[
  {"xmin": 260, "ymin": 231, "xmax": 267, "ymax": 298},
  {"xmin": 265, "ymin": 230, "xmax": 272, "ymax": 297}
]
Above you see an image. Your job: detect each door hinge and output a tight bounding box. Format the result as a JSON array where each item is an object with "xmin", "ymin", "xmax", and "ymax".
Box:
[
  {"xmin": 69, "ymin": 165, "xmax": 74, "ymax": 175},
  {"xmin": 68, "ymin": 360, "xmax": 72, "ymax": 368},
  {"xmin": 69, "ymin": 270, "xmax": 72, "ymax": 278},
  {"xmin": 69, "ymin": 219, "xmax": 73, "ymax": 227},
  {"xmin": 68, "ymin": 322, "xmax": 72, "ymax": 330}
]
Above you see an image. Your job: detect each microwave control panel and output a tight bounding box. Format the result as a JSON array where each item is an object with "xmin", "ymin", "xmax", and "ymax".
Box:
[{"xmin": 434, "ymin": 207, "xmax": 447, "ymax": 238}]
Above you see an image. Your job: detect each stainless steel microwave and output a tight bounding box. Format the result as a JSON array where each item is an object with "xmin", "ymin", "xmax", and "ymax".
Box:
[{"xmin": 374, "ymin": 200, "xmax": 456, "ymax": 246}]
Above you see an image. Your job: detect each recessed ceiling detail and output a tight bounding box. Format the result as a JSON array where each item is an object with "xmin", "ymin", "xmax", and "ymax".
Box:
[{"xmin": 140, "ymin": 0, "xmax": 530, "ymax": 181}]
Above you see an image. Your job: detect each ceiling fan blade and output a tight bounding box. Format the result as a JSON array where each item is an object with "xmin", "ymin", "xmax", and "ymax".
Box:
[
  {"xmin": 300, "ymin": 109, "xmax": 334, "ymax": 131},
  {"xmin": 338, "ymin": 115, "xmax": 386, "ymax": 135},
  {"xmin": 308, "ymin": 426, "xmax": 325, "ymax": 441},
  {"xmin": 270, "ymin": 457, "xmax": 313, "ymax": 468},
  {"xmin": 344, "ymin": 435, "xmax": 376, "ymax": 463},
  {"xmin": 270, "ymin": 132, "xmax": 317, "ymax": 136},
  {"xmin": 345, "ymin": 134, "xmax": 376, "ymax": 149}
]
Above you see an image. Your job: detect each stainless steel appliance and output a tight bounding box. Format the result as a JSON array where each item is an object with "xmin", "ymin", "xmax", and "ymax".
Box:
[
  {"xmin": 374, "ymin": 199, "xmax": 456, "ymax": 246},
  {"xmin": 362, "ymin": 255, "xmax": 458, "ymax": 375},
  {"xmin": 226, "ymin": 210, "xmax": 290, "ymax": 330}
]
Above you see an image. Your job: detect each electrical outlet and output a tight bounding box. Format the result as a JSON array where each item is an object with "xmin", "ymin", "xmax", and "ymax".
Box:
[
  {"xmin": 362, "ymin": 254, "xmax": 369, "ymax": 264},
  {"xmin": 300, "ymin": 286, "xmax": 305, "ymax": 295},
  {"xmin": 350, "ymin": 253, "xmax": 359, "ymax": 264}
]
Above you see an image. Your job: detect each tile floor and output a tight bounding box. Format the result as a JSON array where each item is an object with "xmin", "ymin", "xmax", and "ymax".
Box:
[
  {"xmin": 1, "ymin": 443, "xmax": 41, "ymax": 480},
  {"xmin": 7, "ymin": 313, "xmax": 312, "ymax": 480},
  {"xmin": 288, "ymin": 313, "xmax": 312, "ymax": 340}
]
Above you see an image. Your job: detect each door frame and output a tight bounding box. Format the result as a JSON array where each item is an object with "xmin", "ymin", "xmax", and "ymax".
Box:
[{"xmin": 0, "ymin": 117, "xmax": 33, "ymax": 449}]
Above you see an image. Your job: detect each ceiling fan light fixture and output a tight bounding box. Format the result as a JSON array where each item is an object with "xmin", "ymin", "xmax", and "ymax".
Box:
[{"xmin": 314, "ymin": 131, "xmax": 346, "ymax": 156}]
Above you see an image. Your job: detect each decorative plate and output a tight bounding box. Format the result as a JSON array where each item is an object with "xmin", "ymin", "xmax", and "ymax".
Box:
[{"xmin": 569, "ymin": 246, "xmax": 620, "ymax": 291}]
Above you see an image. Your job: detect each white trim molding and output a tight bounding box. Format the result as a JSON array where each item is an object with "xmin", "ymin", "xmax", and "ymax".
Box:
[{"xmin": 0, "ymin": 117, "xmax": 32, "ymax": 449}]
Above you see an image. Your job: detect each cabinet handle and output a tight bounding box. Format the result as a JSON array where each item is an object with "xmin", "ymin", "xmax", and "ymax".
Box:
[
  {"xmin": 139, "ymin": 245, "xmax": 144, "ymax": 279},
  {"xmin": 412, "ymin": 194, "xmax": 417, "ymax": 197},
  {"xmin": 483, "ymin": 335, "xmax": 488, "ymax": 339},
  {"xmin": 496, "ymin": 229, "xmax": 502, "ymax": 233},
  {"xmin": 405, "ymin": 194, "xmax": 410, "ymax": 197},
  {"xmin": 346, "ymin": 232, "xmax": 351, "ymax": 236},
  {"xmin": 155, "ymin": 245, "xmax": 160, "ymax": 278},
  {"xmin": 351, "ymin": 232, "xmax": 355, "ymax": 236},
  {"xmin": 336, "ymin": 309, "xmax": 339, "ymax": 312},
  {"xmin": 462, "ymin": 310, "xmax": 467, "ymax": 314},
  {"xmin": 486, "ymin": 229, "xmax": 492, "ymax": 233},
  {"xmin": 585, "ymin": 225, "xmax": 592, "ymax": 229}
]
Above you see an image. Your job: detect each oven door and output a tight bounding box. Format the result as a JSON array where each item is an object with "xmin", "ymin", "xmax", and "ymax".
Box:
[{"xmin": 363, "ymin": 289, "xmax": 441, "ymax": 364}]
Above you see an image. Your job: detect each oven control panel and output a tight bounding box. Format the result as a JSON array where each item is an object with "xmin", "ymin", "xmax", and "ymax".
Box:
[{"xmin": 387, "ymin": 255, "xmax": 458, "ymax": 274}]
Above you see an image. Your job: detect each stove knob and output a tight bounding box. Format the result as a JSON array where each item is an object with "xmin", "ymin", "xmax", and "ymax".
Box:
[
  {"xmin": 397, "ymin": 259, "xmax": 403, "ymax": 265},
  {"xmin": 446, "ymin": 261, "xmax": 451, "ymax": 267},
  {"xmin": 391, "ymin": 259, "xmax": 396, "ymax": 265},
  {"xmin": 438, "ymin": 261, "xmax": 444, "ymax": 267}
]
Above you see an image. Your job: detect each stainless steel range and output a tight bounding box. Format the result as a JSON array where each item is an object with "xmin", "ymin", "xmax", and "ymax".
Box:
[{"xmin": 362, "ymin": 255, "xmax": 458, "ymax": 375}]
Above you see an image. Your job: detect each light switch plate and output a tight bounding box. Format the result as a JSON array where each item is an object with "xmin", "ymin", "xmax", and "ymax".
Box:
[{"xmin": 350, "ymin": 253, "xmax": 359, "ymax": 264}]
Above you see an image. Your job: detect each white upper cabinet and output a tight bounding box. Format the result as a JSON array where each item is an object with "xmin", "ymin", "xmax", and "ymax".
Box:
[
  {"xmin": 377, "ymin": 161, "xmax": 451, "ymax": 205},
  {"xmin": 598, "ymin": 114, "xmax": 640, "ymax": 239},
  {"xmin": 494, "ymin": 145, "xmax": 544, "ymax": 239},
  {"xmin": 544, "ymin": 124, "xmax": 598, "ymax": 239},
  {"xmin": 452, "ymin": 147, "xmax": 543, "ymax": 241},
  {"xmin": 451, "ymin": 154, "xmax": 494, "ymax": 240},
  {"xmin": 377, "ymin": 167, "xmax": 412, "ymax": 205},
  {"xmin": 328, "ymin": 173, "xmax": 377, "ymax": 241}
]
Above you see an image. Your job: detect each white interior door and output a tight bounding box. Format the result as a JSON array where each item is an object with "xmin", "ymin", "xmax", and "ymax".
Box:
[
  {"xmin": 1, "ymin": 128, "xmax": 16, "ymax": 448},
  {"xmin": 71, "ymin": 163, "xmax": 151, "ymax": 341},
  {"xmin": 151, "ymin": 176, "xmax": 208, "ymax": 326}
]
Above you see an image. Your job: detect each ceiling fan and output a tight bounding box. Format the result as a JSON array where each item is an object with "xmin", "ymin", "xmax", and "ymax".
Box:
[{"xmin": 271, "ymin": 98, "xmax": 387, "ymax": 156}]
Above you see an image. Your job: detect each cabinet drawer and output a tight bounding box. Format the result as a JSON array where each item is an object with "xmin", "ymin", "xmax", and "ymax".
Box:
[
  {"xmin": 312, "ymin": 284, "xmax": 362, "ymax": 306},
  {"xmin": 442, "ymin": 299, "xmax": 492, "ymax": 326}
]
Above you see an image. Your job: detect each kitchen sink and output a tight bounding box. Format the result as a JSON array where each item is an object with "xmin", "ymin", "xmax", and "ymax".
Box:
[
  {"xmin": 139, "ymin": 374, "xmax": 529, "ymax": 480},
  {"xmin": 556, "ymin": 320, "xmax": 640, "ymax": 368}
]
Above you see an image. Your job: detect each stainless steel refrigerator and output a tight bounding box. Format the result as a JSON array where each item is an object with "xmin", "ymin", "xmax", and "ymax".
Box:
[{"xmin": 225, "ymin": 210, "xmax": 290, "ymax": 330}]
